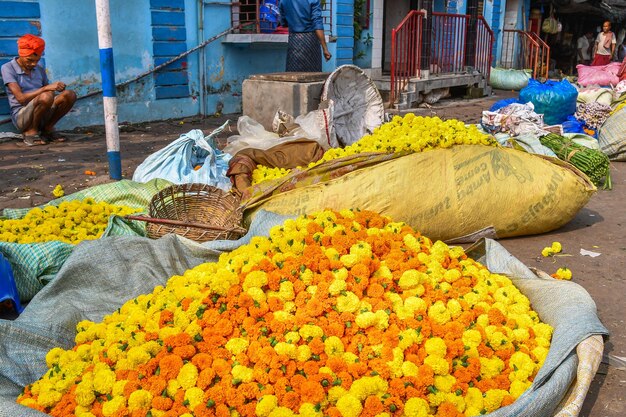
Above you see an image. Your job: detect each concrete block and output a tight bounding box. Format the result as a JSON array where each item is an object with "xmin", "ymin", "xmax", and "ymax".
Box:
[{"xmin": 242, "ymin": 75, "xmax": 326, "ymax": 131}]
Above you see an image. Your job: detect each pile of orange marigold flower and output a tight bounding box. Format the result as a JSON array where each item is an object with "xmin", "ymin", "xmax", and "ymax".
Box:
[{"xmin": 17, "ymin": 209, "xmax": 552, "ymax": 417}]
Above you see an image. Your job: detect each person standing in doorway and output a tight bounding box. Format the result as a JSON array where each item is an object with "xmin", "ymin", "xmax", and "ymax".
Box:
[
  {"xmin": 1, "ymin": 34, "xmax": 76, "ymax": 146},
  {"xmin": 279, "ymin": 0, "xmax": 332, "ymax": 72},
  {"xmin": 591, "ymin": 21, "xmax": 616, "ymax": 66},
  {"xmin": 577, "ymin": 31, "xmax": 594, "ymax": 66}
]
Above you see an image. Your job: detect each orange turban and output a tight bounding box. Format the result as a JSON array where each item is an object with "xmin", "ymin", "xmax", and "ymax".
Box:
[{"xmin": 17, "ymin": 34, "xmax": 45, "ymax": 57}]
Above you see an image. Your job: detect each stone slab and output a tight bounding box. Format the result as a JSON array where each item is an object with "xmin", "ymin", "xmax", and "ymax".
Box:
[
  {"xmin": 249, "ymin": 72, "xmax": 330, "ymax": 83},
  {"xmin": 242, "ymin": 78, "xmax": 325, "ymax": 130}
]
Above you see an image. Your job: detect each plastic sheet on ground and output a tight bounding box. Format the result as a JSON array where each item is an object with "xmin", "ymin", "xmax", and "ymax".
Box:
[
  {"xmin": 481, "ymin": 102, "xmax": 547, "ymax": 136},
  {"xmin": 132, "ymin": 123, "xmax": 232, "ymax": 190},
  {"xmin": 0, "ymin": 210, "xmax": 607, "ymax": 417},
  {"xmin": 0, "ymin": 179, "xmax": 172, "ymax": 302}
]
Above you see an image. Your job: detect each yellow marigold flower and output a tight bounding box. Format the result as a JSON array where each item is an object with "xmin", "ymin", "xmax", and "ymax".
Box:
[
  {"xmin": 256, "ymin": 396, "xmax": 279, "ymax": 417},
  {"xmin": 336, "ymin": 393, "xmax": 363, "ymax": 417},
  {"xmin": 232, "ymin": 365, "xmax": 254, "ymax": 383},
  {"xmin": 510, "ymin": 379, "xmax": 532, "ymax": 399},
  {"xmin": 324, "ymin": 336, "xmax": 345, "ymax": 356},
  {"xmin": 297, "ymin": 345, "xmax": 312, "ymax": 362},
  {"xmin": 532, "ymin": 323, "xmax": 554, "ymax": 341},
  {"xmin": 52, "ymin": 184, "xmax": 65, "ymax": 198},
  {"xmin": 553, "ymin": 267, "xmax": 572, "ymax": 280},
  {"xmin": 336, "ymin": 292, "xmax": 360, "ymax": 313},
  {"xmin": 428, "ymin": 300, "xmax": 451, "ymax": 325},
  {"xmin": 184, "ymin": 387, "xmax": 205, "ymax": 409},
  {"xmin": 127, "ymin": 346, "xmax": 151, "ymax": 367},
  {"xmin": 102, "ymin": 396, "xmax": 126, "ymax": 417},
  {"xmin": 434, "ymin": 374, "xmax": 456, "ymax": 393},
  {"xmin": 465, "ymin": 386, "xmax": 484, "ymax": 416},
  {"xmin": 93, "ymin": 368, "xmax": 116, "ymax": 395},
  {"xmin": 462, "ymin": 329, "xmax": 482, "ymax": 348},
  {"xmin": 177, "ymin": 363, "xmax": 198, "ymax": 389},
  {"xmin": 401, "ymin": 361, "xmax": 419, "ymax": 377},
  {"xmin": 403, "ymin": 397, "xmax": 430, "ymax": 417},
  {"xmin": 269, "ymin": 407, "xmax": 295, "ymax": 417},
  {"xmin": 349, "ymin": 376, "xmax": 388, "ymax": 401},
  {"xmin": 45, "ymin": 347, "xmax": 65, "ymax": 368},
  {"xmin": 484, "ymin": 389, "xmax": 508, "ymax": 412},
  {"xmin": 424, "ymin": 337, "xmax": 447, "ymax": 357},
  {"xmin": 226, "ymin": 338, "xmax": 249, "ymax": 355},
  {"xmin": 509, "ymin": 352, "xmax": 535, "ymax": 382},
  {"xmin": 274, "ymin": 342, "xmax": 297, "ymax": 359},
  {"xmin": 329, "ymin": 279, "xmax": 348, "ymax": 295},
  {"xmin": 242, "ymin": 270, "xmax": 268, "ymax": 291},
  {"xmin": 479, "ymin": 356, "xmax": 505, "ymax": 379},
  {"xmin": 299, "ymin": 324, "xmax": 324, "ymax": 339},
  {"xmin": 424, "ymin": 355, "xmax": 449, "ymax": 375},
  {"xmin": 299, "ymin": 403, "xmax": 323, "ymax": 417},
  {"xmin": 128, "ymin": 389, "xmax": 152, "ymax": 411},
  {"xmin": 541, "ymin": 247, "xmax": 553, "ymax": 257},
  {"xmin": 551, "ymin": 241, "xmax": 562, "ymax": 253}
]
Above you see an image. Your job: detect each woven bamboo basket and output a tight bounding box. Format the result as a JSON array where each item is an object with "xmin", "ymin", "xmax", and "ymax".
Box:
[{"xmin": 143, "ymin": 183, "xmax": 246, "ymax": 243}]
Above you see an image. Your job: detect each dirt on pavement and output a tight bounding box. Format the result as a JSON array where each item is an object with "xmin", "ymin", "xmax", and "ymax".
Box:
[{"xmin": 0, "ymin": 90, "xmax": 624, "ymax": 417}]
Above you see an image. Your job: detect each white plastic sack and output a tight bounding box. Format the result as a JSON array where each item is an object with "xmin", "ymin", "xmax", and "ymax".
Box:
[
  {"xmin": 224, "ymin": 104, "xmax": 337, "ymax": 155},
  {"xmin": 132, "ymin": 121, "xmax": 232, "ymax": 190},
  {"xmin": 576, "ymin": 87, "xmax": 614, "ymax": 106}
]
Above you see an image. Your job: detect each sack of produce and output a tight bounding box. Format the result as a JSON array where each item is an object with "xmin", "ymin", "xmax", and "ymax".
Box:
[
  {"xmin": 520, "ymin": 79, "xmax": 578, "ymax": 125},
  {"xmin": 1, "ymin": 209, "xmax": 607, "ymax": 417},
  {"xmin": 576, "ymin": 63, "xmax": 621, "ymax": 87},
  {"xmin": 489, "ymin": 68, "xmax": 531, "ymax": 91},
  {"xmin": 0, "ymin": 179, "xmax": 172, "ymax": 302},
  {"xmin": 245, "ymin": 146, "xmax": 595, "ymax": 242},
  {"xmin": 244, "ymin": 115, "xmax": 594, "ymax": 242},
  {"xmin": 132, "ymin": 122, "xmax": 232, "ymax": 190},
  {"xmin": 539, "ymin": 133, "xmax": 611, "ymax": 188},
  {"xmin": 576, "ymin": 87, "xmax": 613, "ymax": 106},
  {"xmin": 597, "ymin": 106, "xmax": 626, "ymax": 161}
]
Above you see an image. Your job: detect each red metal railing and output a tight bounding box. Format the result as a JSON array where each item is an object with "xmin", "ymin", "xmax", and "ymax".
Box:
[
  {"xmin": 476, "ymin": 16, "xmax": 494, "ymax": 81},
  {"xmin": 390, "ymin": 10, "xmax": 424, "ymax": 104},
  {"xmin": 501, "ymin": 29, "xmax": 549, "ymax": 79},
  {"xmin": 430, "ymin": 13, "xmax": 468, "ymax": 75},
  {"xmin": 231, "ymin": 0, "xmax": 333, "ymax": 35},
  {"xmin": 527, "ymin": 31, "xmax": 550, "ymax": 79}
]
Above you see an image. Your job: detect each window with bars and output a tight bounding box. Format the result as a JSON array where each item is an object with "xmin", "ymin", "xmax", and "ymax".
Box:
[{"xmin": 231, "ymin": 0, "xmax": 333, "ymax": 35}]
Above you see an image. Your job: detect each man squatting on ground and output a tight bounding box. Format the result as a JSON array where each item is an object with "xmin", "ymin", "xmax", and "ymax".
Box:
[{"xmin": 1, "ymin": 34, "xmax": 76, "ymax": 146}]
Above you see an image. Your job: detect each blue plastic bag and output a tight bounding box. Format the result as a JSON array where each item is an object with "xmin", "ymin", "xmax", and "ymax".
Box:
[
  {"xmin": 562, "ymin": 116, "xmax": 585, "ymax": 134},
  {"xmin": 489, "ymin": 98, "xmax": 521, "ymax": 112},
  {"xmin": 260, "ymin": 0, "xmax": 280, "ymax": 33},
  {"xmin": 0, "ymin": 253, "xmax": 23, "ymax": 316},
  {"xmin": 132, "ymin": 121, "xmax": 232, "ymax": 190},
  {"xmin": 519, "ymin": 79, "xmax": 578, "ymax": 125}
]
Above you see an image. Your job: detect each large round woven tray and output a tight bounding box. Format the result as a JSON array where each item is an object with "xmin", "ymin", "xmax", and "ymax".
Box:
[{"xmin": 146, "ymin": 184, "xmax": 246, "ymax": 243}]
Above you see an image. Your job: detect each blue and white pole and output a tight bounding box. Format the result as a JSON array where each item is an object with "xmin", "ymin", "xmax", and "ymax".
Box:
[{"xmin": 95, "ymin": 0, "xmax": 121, "ymax": 180}]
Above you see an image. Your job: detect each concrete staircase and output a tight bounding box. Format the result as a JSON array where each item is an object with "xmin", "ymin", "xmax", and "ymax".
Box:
[{"xmin": 373, "ymin": 71, "xmax": 492, "ymax": 111}]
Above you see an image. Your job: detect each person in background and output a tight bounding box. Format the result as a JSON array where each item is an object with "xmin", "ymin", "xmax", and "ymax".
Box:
[
  {"xmin": 279, "ymin": 0, "xmax": 332, "ymax": 72},
  {"xmin": 591, "ymin": 21, "xmax": 616, "ymax": 66},
  {"xmin": 577, "ymin": 31, "xmax": 594, "ymax": 66},
  {"xmin": 617, "ymin": 40, "xmax": 626, "ymax": 62},
  {"xmin": 0, "ymin": 34, "xmax": 76, "ymax": 146}
]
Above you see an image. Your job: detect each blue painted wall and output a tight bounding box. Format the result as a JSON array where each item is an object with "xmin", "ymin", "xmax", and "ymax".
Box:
[{"xmin": 0, "ymin": 0, "xmax": 346, "ymax": 130}]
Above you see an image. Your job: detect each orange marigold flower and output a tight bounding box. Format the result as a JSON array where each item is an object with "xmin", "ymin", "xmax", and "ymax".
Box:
[
  {"xmin": 158, "ymin": 354, "xmax": 183, "ymax": 380},
  {"xmin": 300, "ymin": 380, "xmax": 326, "ymax": 404}
]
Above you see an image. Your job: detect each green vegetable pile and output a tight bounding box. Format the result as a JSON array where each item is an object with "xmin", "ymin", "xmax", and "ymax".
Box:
[{"xmin": 540, "ymin": 133, "xmax": 611, "ymax": 189}]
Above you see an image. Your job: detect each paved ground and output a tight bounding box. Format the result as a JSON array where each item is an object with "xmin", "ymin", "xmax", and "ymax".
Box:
[{"xmin": 0, "ymin": 90, "xmax": 624, "ymax": 416}]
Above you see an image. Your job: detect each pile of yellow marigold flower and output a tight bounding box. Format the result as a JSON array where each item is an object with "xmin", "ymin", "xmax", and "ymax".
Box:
[
  {"xmin": 0, "ymin": 198, "xmax": 140, "ymax": 244},
  {"xmin": 252, "ymin": 115, "xmax": 496, "ymax": 185},
  {"xmin": 17, "ymin": 209, "xmax": 552, "ymax": 417}
]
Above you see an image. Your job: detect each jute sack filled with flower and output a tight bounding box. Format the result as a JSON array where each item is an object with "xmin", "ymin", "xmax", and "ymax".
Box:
[
  {"xmin": 6, "ymin": 209, "xmax": 607, "ymax": 417},
  {"xmin": 243, "ymin": 146, "xmax": 595, "ymax": 242},
  {"xmin": 0, "ymin": 178, "xmax": 172, "ymax": 302}
]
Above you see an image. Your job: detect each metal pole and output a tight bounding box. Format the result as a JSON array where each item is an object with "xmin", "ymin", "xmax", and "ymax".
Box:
[{"xmin": 95, "ymin": 0, "xmax": 121, "ymax": 180}]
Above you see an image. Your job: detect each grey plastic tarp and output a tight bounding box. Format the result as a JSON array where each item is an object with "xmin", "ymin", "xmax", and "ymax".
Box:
[{"xmin": 0, "ymin": 211, "xmax": 608, "ymax": 417}]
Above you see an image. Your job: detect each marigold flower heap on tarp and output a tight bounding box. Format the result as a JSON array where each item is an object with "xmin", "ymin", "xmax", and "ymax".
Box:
[
  {"xmin": 18, "ymin": 209, "xmax": 552, "ymax": 417},
  {"xmin": 252, "ymin": 114, "xmax": 496, "ymax": 185},
  {"xmin": 0, "ymin": 198, "xmax": 140, "ymax": 244}
]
